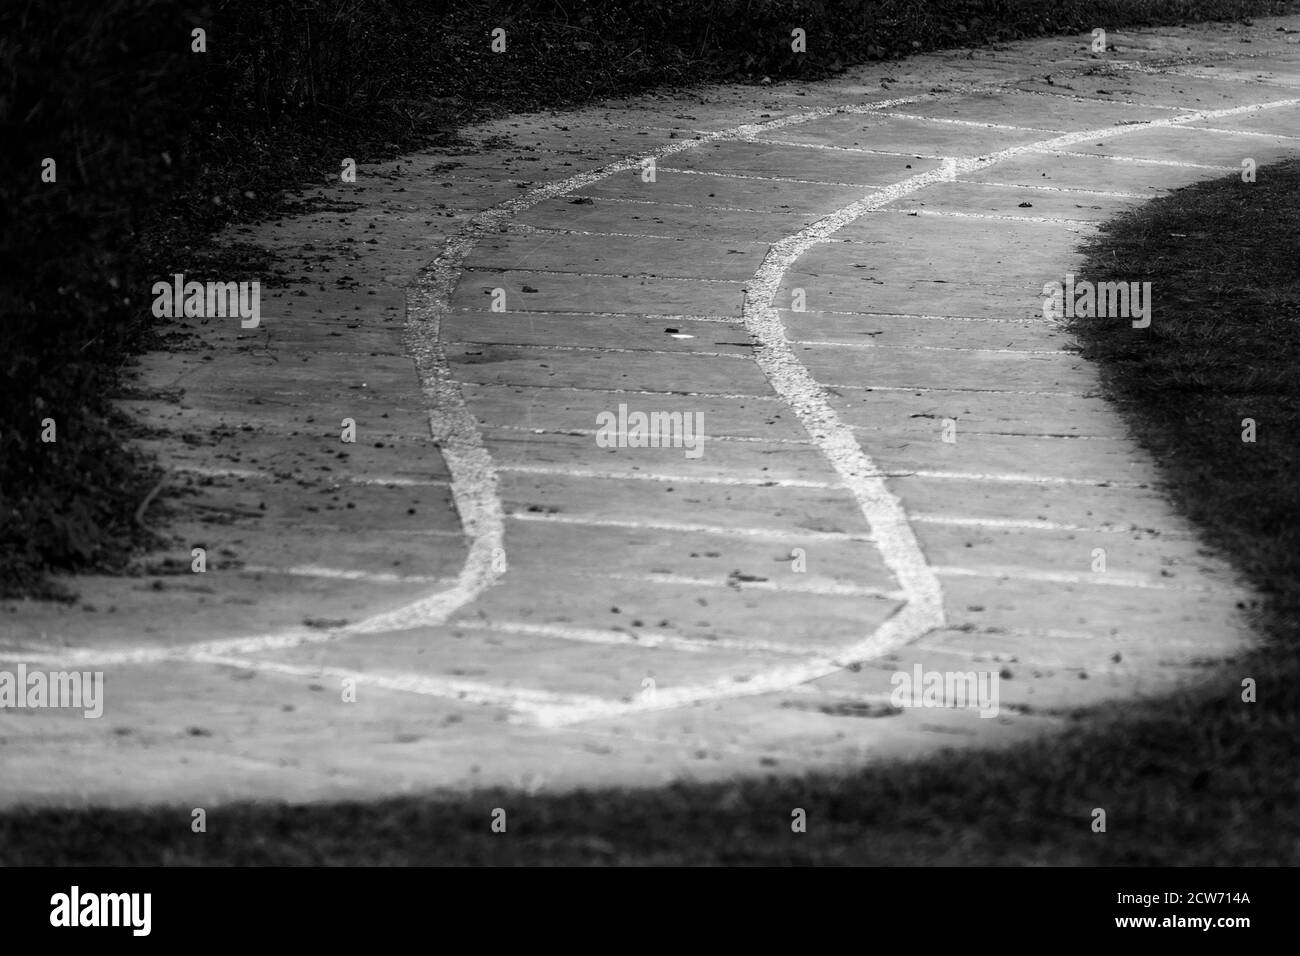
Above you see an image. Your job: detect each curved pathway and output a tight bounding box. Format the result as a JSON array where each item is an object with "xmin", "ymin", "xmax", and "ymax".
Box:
[{"xmin": 2, "ymin": 19, "xmax": 1299, "ymax": 804}]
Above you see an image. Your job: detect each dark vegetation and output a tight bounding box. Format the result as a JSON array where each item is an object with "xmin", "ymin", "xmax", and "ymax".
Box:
[
  {"xmin": 1, "ymin": 161, "xmax": 1298, "ymax": 865},
  {"xmin": 1070, "ymin": 162, "xmax": 1300, "ymax": 645},
  {"xmin": 3, "ymin": 0, "xmax": 1295, "ymax": 597}
]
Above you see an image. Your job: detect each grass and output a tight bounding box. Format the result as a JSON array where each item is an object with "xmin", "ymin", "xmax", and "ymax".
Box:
[{"xmin": 2, "ymin": 162, "xmax": 1299, "ymax": 865}]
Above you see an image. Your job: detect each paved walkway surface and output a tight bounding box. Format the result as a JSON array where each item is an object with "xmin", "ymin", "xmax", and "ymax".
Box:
[{"xmin": 3, "ymin": 19, "xmax": 1299, "ymax": 807}]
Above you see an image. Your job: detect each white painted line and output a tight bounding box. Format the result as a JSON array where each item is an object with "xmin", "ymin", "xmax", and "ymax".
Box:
[
  {"xmin": 753, "ymin": 137, "xmax": 948, "ymax": 160},
  {"xmin": 657, "ymin": 166, "xmax": 887, "ymax": 188},
  {"xmin": 485, "ymin": 424, "xmax": 811, "ymax": 445},
  {"xmin": 823, "ymin": 383, "xmax": 1089, "ymax": 397},
  {"xmin": 496, "ymin": 464, "xmax": 841, "ymax": 489},
  {"xmin": 558, "ymin": 194, "xmax": 778, "ymax": 213},
  {"xmin": 880, "ymin": 111, "xmax": 1065, "ymax": 133},
  {"xmin": 910, "ymin": 513, "xmax": 1140, "ymax": 533},
  {"xmin": 467, "ymin": 381, "xmax": 781, "ymax": 399},
  {"xmin": 788, "ymin": 339, "xmax": 1072, "ymax": 356},
  {"xmin": 952, "ymin": 178, "xmax": 1149, "ymax": 198},
  {"xmin": 778, "ymin": 307, "xmax": 1048, "ymax": 323},
  {"xmin": 449, "ymin": 619, "xmax": 817, "ymax": 657},
  {"xmin": 932, "ymin": 565, "xmax": 1215, "ymax": 591},
  {"xmin": 510, "ymin": 222, "xmax": 770, "ymax": 242},
  {"xmin": 1186, "ymin": 125, "xmax": 1300, "ymax": 140},
  {"xmin": 451, "ymin": 618, "xmax": 710, "ymax": 652},
  {"xmin": 851, "ymin": 426, "xmax": 1122, "ymax": 441},
  {"xmin": 591, "ymin": 571, "xmax": 903, "ymax": 600},
  {"xmin": 506, "ymin": 510, "xmax": 874, "ymax": 543},
  {"xmin": 892, "ymin": 208, "xmax": 1097, "ymax": 227},
  {"xmin": 463, "ymin": 379, "xmax": 780, "ymax": 398},
  {"xmin": 904, "ymin": 469, "xmax": 1149, "ymax": 487},
  {"xmin": 1161, "ymin": 71, "xmax": 1300, "ymax": 88},
  {"xmin": 1033, "ymin": 148, "xmax": 1239, "ymax": 170}
]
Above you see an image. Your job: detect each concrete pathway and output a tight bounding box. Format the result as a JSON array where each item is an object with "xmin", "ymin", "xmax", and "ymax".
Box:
[{"xmin": 3, "ymin": 18, "xmax": 1299, "ymax": 806}]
